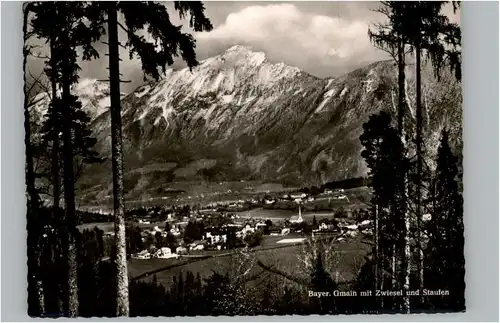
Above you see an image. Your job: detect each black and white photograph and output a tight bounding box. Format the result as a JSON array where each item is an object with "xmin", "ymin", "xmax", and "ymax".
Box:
[{"xmin": 23, "ymin": 1, "xmax": 465, "ymax": 317}]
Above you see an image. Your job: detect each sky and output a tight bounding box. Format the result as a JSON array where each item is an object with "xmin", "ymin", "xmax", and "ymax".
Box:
[{"xmin": 27, "ymin": 1, "xmax": 461, "ymax": 93}]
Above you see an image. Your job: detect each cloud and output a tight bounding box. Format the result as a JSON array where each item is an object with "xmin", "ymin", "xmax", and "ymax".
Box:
[
  {"xmin": 195, "ymin": 3, "xmax": 390, "ymax": 78},
  {"xmin": 26, "ymin": 2, "xmax": 461, "ymax": 92}
]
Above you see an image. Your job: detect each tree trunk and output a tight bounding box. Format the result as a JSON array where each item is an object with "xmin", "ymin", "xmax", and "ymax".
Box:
[
  {"xmin": 397, "ymin": 38, "xmax": 406, "ymax": 137},
  {"xmin": 23, "ymin": 3, "xmax": 45, "ymax": 316},
  {"xmin": 60, "ymin": 33, "xmax": 79, "ymax": 317},
  {"xmin": 415, "ymin": 38, "xmax": 425, "ymax": 306},
  {"xmin": 397, "ymin": 36, "xmax": 411, "ymax": 314},
  {"xmin": 107, "ymin": 3, "xmax": 130, "ymax": 316},
  {"xmin": 49, "ymin": 39, "xmax": 61, "ymax": 214},
  {"xmin": 391, "ymin": 244, "xmax": 396, "ymax": 289},
  {"xmin": 49, "ymin": 35, "xmax": 64, "ymax": 315},
  {"xmin": 379, "ymin": 249, "xmax": 384, "ymax": 309},
  {"xmin": 374, "ymin": 204, "xmax": 379, "ymax": 304}
]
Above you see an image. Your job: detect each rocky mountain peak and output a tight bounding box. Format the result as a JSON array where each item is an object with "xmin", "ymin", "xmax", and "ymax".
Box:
[{"xmin": 29, "ymin": 46, "xmax": 462, "ymax": 202}]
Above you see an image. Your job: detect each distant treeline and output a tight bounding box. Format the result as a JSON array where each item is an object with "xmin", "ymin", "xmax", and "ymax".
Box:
[
  {"xmin": 76, "ymin": 210, "xmax": 113, "ymax": 224},
  {"xmin": 322, "ymin": 177, "xmax": 370, "ymax": 190},
  {"xmin": 76, "ymin": 205, "xmax": 191, "ymax": 224},
  {"xmin": 296, "ymin": 177, "xmax": 370, "ymax": 196}
]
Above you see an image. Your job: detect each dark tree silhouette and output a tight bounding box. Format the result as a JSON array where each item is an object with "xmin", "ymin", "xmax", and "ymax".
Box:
[
  {"xmin": 391, "ymin": 2, "xmax": 461, "ymax": 300},
  {"xmin": 82, "ymin": 2, "xmax": 213, "ymax": 315},
  {"xmin": 310, "ymin": 252, "xmax": 337, "ymax": 314},
  {"xmin": 360, "ymin": 110, "xmax": 407, "ymax": 311},
  {"xmin": 23, "ymin": 2, "xmax": 46, "ymax": 316},
  {"xmin": 368, "ymin": 1, "xmax": 411, "ymax": 136},
  {"xmin": 28, "ymin": 1, "xmax": 102, "ymax": 316},
  {"xmin": 426, "ymin": 129, "xmax": 465, "ymax": 310},
  {"xmin": 368, "ymin": 2, "xmax": 412, "ymax": 311}
]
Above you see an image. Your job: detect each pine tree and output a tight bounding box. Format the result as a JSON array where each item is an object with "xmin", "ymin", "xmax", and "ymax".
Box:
[
  {"xmin": 368, "ymin": 1, "xmax": 410, "ymax": 136},
  {"xmin": 23, "ymin": 2, "xmax": 47, "ymax": 316},
  {"xmin": 360, "ymin": 111, "xmax": 407, "ymax": 311},
  {"xmin": 381, "ymin": 1, "xmax": 462, "ymax": 306},
  {"xmin": 83, "ymin": 2, "xmax": 213, "ymax": 315},
  {"xmin": 368, "ymin": 2, "xmax": 413, "ymax": 312},
  {"xmin": 426, "ymin": 129, "xmax": 465, "ymax": 310},
  {"xmin": 310, "ymin": 252, "xmax": 337, "ymax": 314},
  {"xmin": 29, "ymin": 2, "xmax": 103, "ymax": 316}
]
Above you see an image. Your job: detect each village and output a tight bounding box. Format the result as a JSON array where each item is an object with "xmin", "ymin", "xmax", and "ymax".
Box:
[{"xmin": 104, "ymin": 188, "xmax": 375, "ymax": 261}]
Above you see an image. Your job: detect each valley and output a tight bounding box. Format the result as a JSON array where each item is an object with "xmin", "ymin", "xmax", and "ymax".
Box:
[{"xmin": 31, "ymin": 45, "xmax": 462, "ymax": 206}]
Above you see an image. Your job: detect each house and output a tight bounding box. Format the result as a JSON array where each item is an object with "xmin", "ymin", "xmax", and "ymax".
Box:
[
  {"xmin": 133, "ymin": 249, "xmax": 151, "ymax": 260},
  {"xmin": 359, "ymin": 219, "xmax": 372, "ymax": 226},
  {"xmin": 290, "ymin": 193, "xmax": 307, "ymax": 199},
  {"xmin": 264, "ymin": 199, "xmax": 276, "ymax": 205},
  {"xmin": 319, "ymin": 223, "xmax": 329, "ymax": 231},
  {"xmin": 153, "ymin": 247, "xmax": 174, "ymax": 259},
  {"xmin": 191, "ymin": 244, "xmax": 205, "ymax": 251},
  {"xmin": 205, "ymin": 232, "xmax": 228, "ymax": 245},
  {"xmin": 281, "ymin": 228, "xmax": 291, "ymax": 235},
  {"xmin": 241, "ymin": 223, "xmax": 255, "ymax": 236},
  {"xmin": 358, "ymin": 220, "xmax": 372, "ymax": 230},
  {"xmin": 189, "ymin": 240, "xmax": 205, "ymax": 250},
  {"xmin": 289, "ymin": 206, "xmax": 304, "ymax": 224}
]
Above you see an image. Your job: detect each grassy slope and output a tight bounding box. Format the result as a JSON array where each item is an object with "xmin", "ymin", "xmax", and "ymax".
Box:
[{"xmin": 129, "ymin": 238, "xmax": 371, "ymax": 288}]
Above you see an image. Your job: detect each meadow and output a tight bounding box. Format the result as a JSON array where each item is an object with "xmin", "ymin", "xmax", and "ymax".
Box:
[{"xmin": 128, "ymin": 237, "xmax": 372, "ymax": 289}]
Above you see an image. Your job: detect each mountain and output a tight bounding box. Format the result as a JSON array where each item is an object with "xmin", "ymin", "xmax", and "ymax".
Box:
[
  {"xmin": 29, "ymin": 79, "xmax": 126, "ymax": 121},
  {"xmin": 31, "ymin": 45, "xmax": 463, "ymax": 202}
]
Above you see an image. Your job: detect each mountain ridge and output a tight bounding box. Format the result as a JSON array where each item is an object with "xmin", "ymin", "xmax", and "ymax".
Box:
[{"xmin": 30, "ymin": 45, "xmax": 462, "ymax": 202}]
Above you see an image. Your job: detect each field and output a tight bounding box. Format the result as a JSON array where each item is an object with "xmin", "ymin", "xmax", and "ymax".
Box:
[
  {"xmin": 77, "ymin": 221, "xmax": 163, "ymax": 232},
  {"xmin": 79, "ymin": 180, "xmax": 301, "ymax": 210},
  {"xmin": 128, "ymin": 237, "xmax": 372, "ymax": 289},
  {"xmin": 78, "ymin": 181, "xmax": 371, "ymax": 213},
  {"xmin": 78, "ymin": 186, "xmax": 373, "ymax": 288},
  {"xmin": 236, "ymin": 208, "xmax": 335, "ymax": 222}
]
